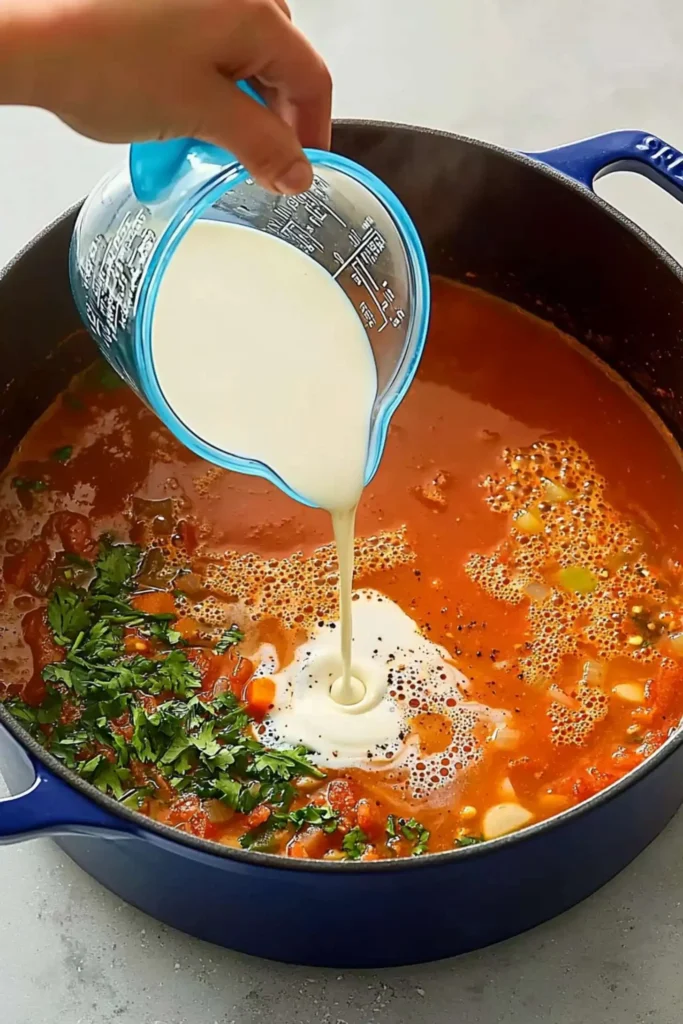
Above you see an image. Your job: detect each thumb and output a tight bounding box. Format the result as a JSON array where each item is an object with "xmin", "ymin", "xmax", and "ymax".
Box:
[{"xmin": 192, "ymin": 76, "xmax": 313, "ymax": 195}]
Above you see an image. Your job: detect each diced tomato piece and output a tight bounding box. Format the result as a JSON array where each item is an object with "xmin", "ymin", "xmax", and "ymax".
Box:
[
  {"xmin": 327, "ymin": 778, "xmax": 358, "ymax": 815},
  {"xmin": 230, "ymin": 655, "xmax": 254, "ymax": 695},
  {"xmin": 199, "ymin": 652, "xmax": 254, "ymax": 699},
  {"xmin": 356, "ymin": 798, "xmax": 382, "ymax": 838},
  {"xmin": 4, "ymin": 539, "xmax": 50, "ymax": 592},
  {"xmin": 245, "ymin": 804, "xmax": 271, "ymax": 830},
  {"xmin": 135, "ymin": 691, "xmax": 159, "ymax": 715},
  {"xmin": 129, "ymin": 759, "xmax": 149, "ymax": 788},
  {"xmin": 21, "ymin": 607, "xmax": 64, "ymax": 705},
  {"xmin": 185, "ymin": 811, "xmax": 209, "ymax": 838},
  {"xmin": 148, "ymin": 768, "xmax": 175, "ymax": 803},
  {"xmin": 168, "ymin": 794, "xmax": 202, "ymax": 824},
  {"xmin": 59, "ymin": 699, "xmax": 81, "ymax": 726},
  {"xmin": 244, "ymin": 677, "xmax": 275, "ymax": 720},
  {"xmin": 649, "ymin": 662, "xmax": 683, "ymax": 723},
  {"xmin": 287, "ymin": 827, "xmax": 331, "ymax": 859},
  {"xmin": 42, "ymin": 511, "xmax": 96, "ymax": 558},
  {"xmin": 554, "ymin": 763, "xmax": 617, "ymax": 801},
  {"xmin": 110, "ymin": 711, "xmax": 134, "ymax": 742},
  {"xmin": 131, "ymin": 591, "xmax": 177, "ymax": 617}
]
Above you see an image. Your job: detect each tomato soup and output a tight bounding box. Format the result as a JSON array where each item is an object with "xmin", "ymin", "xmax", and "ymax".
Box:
[{"xmin": 2, "ymin": 276, "xmax": 683, "ymax": 860}]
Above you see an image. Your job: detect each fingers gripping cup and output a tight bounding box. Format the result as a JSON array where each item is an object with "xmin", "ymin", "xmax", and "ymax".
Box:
[{"xmin": 69, "ymin": 95, "xmax": 430, "ymax": 507}]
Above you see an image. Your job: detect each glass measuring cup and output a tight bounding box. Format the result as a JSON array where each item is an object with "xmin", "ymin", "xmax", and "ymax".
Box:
[{"xmin": 69, "ymin": 122, "xmax": 430, "ymax": 507}]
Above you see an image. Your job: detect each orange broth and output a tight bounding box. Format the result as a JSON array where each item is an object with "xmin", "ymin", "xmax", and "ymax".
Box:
[{"xmin": 2, "ymin": 276, "xmax": 683, "ymax": 859}]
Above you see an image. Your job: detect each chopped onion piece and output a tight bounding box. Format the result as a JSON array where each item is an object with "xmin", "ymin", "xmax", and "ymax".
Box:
[
  {"xmin": 482, "ymin": 802, "xmax": 534, "ymax": 840},
  {"xmin": 541, "ymin": 477, "xmax": 572, "ymax": 502},
  {"xmin": 582, "ymin": 659, "xmax": 605, "ymax": 687},
  {"xmin": 492, "ymin": 727, "xmax": 521, "ymax": 751},
  {"xmin": 514, "ymin": 509, "xmax": 544, "ymax": 534},
  {"xmin": 612, "ymin": 682, "xmax": 645, "ymax": 704},
  {"xmin": 524, "ymin": 581, "xmax": 551, "ymax": 603},
  {"xmin": 547, "ymin": 684, "xmax": 580, "ymax": 710},
  {"xmin": 205, "ymin": 799, "xmax": 235, "ymax": 824}
]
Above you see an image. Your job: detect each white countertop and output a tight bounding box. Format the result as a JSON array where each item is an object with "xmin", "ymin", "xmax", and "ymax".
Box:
[{"xmin": 3, "ymin": 2, "xmax": 683, "ymax": 1021}]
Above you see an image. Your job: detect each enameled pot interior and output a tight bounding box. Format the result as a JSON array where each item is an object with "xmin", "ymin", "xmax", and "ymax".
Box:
[{"xmin": 2, "ymin": 121, "xmax": 683, "ymax": 868}]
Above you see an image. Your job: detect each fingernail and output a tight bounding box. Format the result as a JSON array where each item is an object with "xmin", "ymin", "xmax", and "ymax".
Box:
[{"xmin": 275, "ymin": 160, "xmax": 313, "ymax": 195}]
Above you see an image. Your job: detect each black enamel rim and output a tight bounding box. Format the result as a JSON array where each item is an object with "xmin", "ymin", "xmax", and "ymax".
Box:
[{"xmin": 1, "ymin": 119, "xmax": 682, "ymax": 873}]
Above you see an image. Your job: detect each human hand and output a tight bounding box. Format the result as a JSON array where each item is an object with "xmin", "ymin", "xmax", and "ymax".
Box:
[{"xmin": 0, "ymin": 0, "xmax": 331, "ymax": 193}]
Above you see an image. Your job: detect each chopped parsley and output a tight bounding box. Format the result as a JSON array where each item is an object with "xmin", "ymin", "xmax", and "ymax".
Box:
[
  {"xmin": 386, "ymin": 814, "xmax": 430, "ymax": 856},
  {"xmin": 288, "ymin": 803, "xmax": 339, "ymax": 833},
  {"xmin": 11, "ymin": 477, "xmax": 47, "ymax": 492},
  {"xmin": 7, "ymin": 533, "xmax": 325, "ymax": 825},
  {"xmin": 92, "ymin": 539, "xmax": 141, "ymax": 597},
  {"xmin": 455, "ymin": 835, "xmax": 484, "ymax": 848},
  {"xmin": 215, "ymin": 625, "xmax": 244, "ymax": 653},
  {"xmin": 342, "ymin": 826, "xmax": 368, "ymax": 860},
  {"xmin": 50, "ymin": 445, "xmax": 73, "ymax": 463}
]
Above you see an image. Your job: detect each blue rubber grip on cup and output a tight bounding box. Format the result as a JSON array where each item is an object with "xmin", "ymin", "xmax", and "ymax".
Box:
[
  {"xmin": 525, "ymin": 129, "xmax": 683, "ymax": 202},
  {"xmin": 130, "ymin": 81, "xmax": 265, "ymax": 203}
]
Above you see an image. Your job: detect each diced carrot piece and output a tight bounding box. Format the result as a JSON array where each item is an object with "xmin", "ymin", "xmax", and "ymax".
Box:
[
  {"xmin": 245, "ymin": 804, "xmax": 271, "ymax": 830},
  {"xmin": 245, "ymin": 677, "xmax": 275, "ymax": 720},
  {"xmin": 287, "ymin": 839, "xmax": 310, "ymax": 859},
  {"xmin": 173, "ymin": 616, "xmax": 202, "ymax": 641},
  {"xmin": 59, "ymin": 699, "xmax": 81, "ymax": 726},
  {"xmin": 131, "ymin": 591, "xmax": 177, "ymax": 616},
  {"xmin": 123, "ymin": 630, "xmax": 153, "ymax": 655}
]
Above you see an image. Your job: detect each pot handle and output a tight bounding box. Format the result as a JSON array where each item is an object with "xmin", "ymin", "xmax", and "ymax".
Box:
[
  {"xmin": 0, "ymin": 733, "xmax": 130, "ymax": 843},
  {"xmin": 525, "ymin": 130, "xmax": 683, "ymax": 199}
]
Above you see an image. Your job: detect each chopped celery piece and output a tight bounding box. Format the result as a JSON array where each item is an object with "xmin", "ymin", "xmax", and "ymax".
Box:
[{"xmin": 555, "ymin": 566, "xmax": 598, "ymax": 594}]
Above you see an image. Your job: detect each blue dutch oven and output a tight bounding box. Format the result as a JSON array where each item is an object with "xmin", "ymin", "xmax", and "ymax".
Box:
[{"xmin": 2, "ymin": 124, "xmax": 683, "ymax": 967}]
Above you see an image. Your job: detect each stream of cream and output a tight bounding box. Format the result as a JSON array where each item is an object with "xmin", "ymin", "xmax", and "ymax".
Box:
[{"xmin": 151, "ymin": 219, "xmax": 377, "ymax": 703}]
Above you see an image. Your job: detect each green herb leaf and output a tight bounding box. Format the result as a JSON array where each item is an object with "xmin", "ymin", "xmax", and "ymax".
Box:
[
  {"xmin": 215, "ymin": 625, "xmax": 244, "ymax": 654},
  {"xmin": 11, "ymin": 477, "xmax": 48, "ymax": 492},
  {"xmin": 50, "ymin": 445, "xmax": 73, "ymax": 463},
  {"xmin": 47, "ymin": 586, "xmax": 92, "ymax": 642},
  {"xmin": 250, "ymin": 746, "xmax": 325, "ymax": 781},
  {"xmin": 289, "ymin": 804, "xmax": 339, "ymax": 834},
  {"xmin": 342, "ymin": 826, "xmax": 368, "ymax": 860},
  {"xmin": 400, "ymin": 817, "xmax": 430, "ymax": 856},
  {"xmin": 92, "ymin": 539, "xmax": 141, "ymax": 597},
  {"xmin": 455, "ymin": 835, "xmax": 484, "ymax": 848}
]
